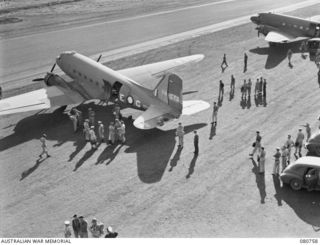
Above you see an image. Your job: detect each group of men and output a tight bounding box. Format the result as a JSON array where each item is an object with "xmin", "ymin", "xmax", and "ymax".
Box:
[
  {"xmin": 240, "ymin": 77, "xmax": 267, "ymax": 100},
  {"xmin": 249, "ymin": 123, "xmax": 312, "ymax": 176},
  {"xmin": 175, "ymin": 123, "xmax": 199, "ymax": 155},
  {"xmin": 64, "ymin": 214, "xmax": 118, "ymax": 238}
]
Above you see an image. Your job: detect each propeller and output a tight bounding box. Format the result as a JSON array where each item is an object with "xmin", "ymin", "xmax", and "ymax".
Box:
[
  {"xmin": 96, "ymin": 54, "xmax": 102, "ymax": 62},
  {"xmin": 32, "ymin": 63, "xmax": 56, "ymax": 82}
]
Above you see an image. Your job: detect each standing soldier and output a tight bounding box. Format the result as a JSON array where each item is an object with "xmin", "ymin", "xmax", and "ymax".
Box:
[
  {"xmin": 79, "ymin": 216, "xmax": 88, "ymax": 238},
  {"xmin": 98, "ymin": 121, "xmax": 105, "ymax": 143},
  {"xmin": 301, "ymin": 123, "xmax": 311, "ymax": 142},
  {"xmin": 259, "ymin": 77, "xmax": 263, "ymax": 95},
  {"xmin": 281, "ymin": 146, "xmax": 288, "ymax": 172},
  {"xmin": 113, "ymin": 101, "xmax": 121, "ymax": 120},
  {"xmin": 220, "ymin": 53, "xmax": 228, "ymax": 72},
  {"xmin": 83, "ymin": 119, "xmax": 90, "ymax": 142},
  {"xmin": 114, "ymin": 119, "xmax": 121, "ymax": 143},
  {"xmin": 230, "ymin": 75, "xmax": 235, "ymax": 95},
  {"xmin": 243, "ymin": 52, "xmax": 248, "ymax": 73},
  {"xmin": 88, "ymin": 107, "xmax": 95, "ymax": 126},
  {"xmin": 249, "ymin": 131, "xmax": 262, "ymax": 159},
  {"xmin": 287, "ymin": 48, "xmax": 293, "ymax": 67},
  {"xmin": 219, "ymin": 80, "xmax": 224, "ymax": 98},
  {"xmin": 272, "ymin": 147, "xmax": 281, "ymax": 176},
  {"xmin": 64, "ymin": 221, "xmax": 72, "ymax": 238},
  {"xmin": 108, "ymin": 122, "xmax": 116, "ymax": 145},
  {"xmin": 242, "ymin": 79, "xmax": 247, "ymax": 99},
  {"xmin": 211, "ymin": 102, "xmax": 219, "ymax": 126},
  {"xmin": 176, "ymin": 122, "xmax": 185, "ymax": 147},
  {"xmin": 247, "ymin": 78, "xmax": 252, "ymax": 97},
  {"xmin": 89, "ymin": 218, "xmax": 102, "ymax": 238},
  {"xmin": 262, "ymin": 79, "xmax": 267, "ymax": 98},
  {"xmin": 259, "ymin": 147, "xmax": 266, "ymax": 174},
  {"xmin": 72, "ymin": 215, "xmax": 81, "ymax": 238},
  {"xmin": 285, "ymin": 135, "xmax": 294, "ymax": 164},
  {"xmin": 73, "ymin": 108, "xmax": 83, "ymax": 129},
  {"xmin": 68, "ymin": 113, "xmax": 78, "ymax": 133},
  {"xmin": 39, "ymin": 134, "xmax": 50, "ymax": 158},
  {"xmin": 89, "ymin": 126, "xmax": 97, "ymax": 149},
  {"xmin": 294, "ymin": 128, "xmax": 305, "ymax": 158},
  {"xmin": 193, "ymin": 131, "xmax": 199, "ymax": 155}
]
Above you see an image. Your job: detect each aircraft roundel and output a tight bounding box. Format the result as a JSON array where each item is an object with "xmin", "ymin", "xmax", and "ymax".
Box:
[{"xmin": 127, "ymin": 96, "xmax": 134, "ymax": 104}]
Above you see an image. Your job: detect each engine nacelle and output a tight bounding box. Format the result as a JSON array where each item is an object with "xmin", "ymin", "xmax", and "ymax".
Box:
[{"xmin": 44, "ymin": 73, "xmax": 67, "ymax": 87}]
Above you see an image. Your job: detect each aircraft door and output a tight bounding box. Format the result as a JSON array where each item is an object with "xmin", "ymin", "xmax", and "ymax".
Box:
[{"xmin": 310, "ymin": 23, "xmax": 320, "ymax": 37}]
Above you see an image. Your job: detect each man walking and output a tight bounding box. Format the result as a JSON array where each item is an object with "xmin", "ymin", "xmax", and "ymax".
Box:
[
  {"xmin": 243, "ymin": 52, "xmax": 248, "ymax": 73},
  {"xmin": 294, "ymin": 128, "xmax": 305, "ymax": 158},
  {"xmin": 211, "ymin": 102, "xmax": 219, "ymax": 126},
  {"xmin": 39, "ymin": 134, "xmax": 50, "ymax": 158},
  {"xmin": 72, "ymin": 215, "xmax": 81, "ymax": 238},
  {"xmin": 221, "ymin": 53, "xmax": 228, "ymax": 72},
  {"xmin": 176, "ymin": 122, "xmax": 185, "ymax": 148},
  {"xmin": 79, "ymin": 216, "xmax": 88, "ymax": 238},
  {"xmin": 250, "ymin": 131, "xmax": 262, "ymax": 159},
  {"xmin": 193, "ymin": 131, "xmax": 199, "ymax": 155}
]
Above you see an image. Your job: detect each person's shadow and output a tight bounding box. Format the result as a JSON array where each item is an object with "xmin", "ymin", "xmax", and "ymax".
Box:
[
  {"xmin": 209, "ymin": 123, "xmax": 216, "ymax": 140},
  {"xmin": 251, "ymin": 159, "xmax": 266, "ymax": 204},
  {"xmin": 218, "ymin": 93, "xmax": 224, "ymax": 107},
  {"xmin": 229, "ymin": 89, "xmax": 234, "ymax": 101},
  {"xmin": 240, "ymin": 96, "xmax": 247, "ymax": 109},
  {"xmin": 246, "ymin": 95, "xmax": 251, "ymax": 109},
  {"xmin": 168, "ymin": 146, "xmax": 183, "ymax": 172},
  {"xmin": 186, "ymin": 154, "xmax": 198, "ymax": 179},
  {"xmin": 20, "ymin": 157, "xmax": 47, "ymax": 181},
  {"xmin": 254, "ymin": 94, "xmax": 263, "ymax": 107}
]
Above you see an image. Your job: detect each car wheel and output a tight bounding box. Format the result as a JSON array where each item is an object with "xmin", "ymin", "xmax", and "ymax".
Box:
[{"xmin": 290, "ymin": 179, "xmax": 302, "ymax": 191}]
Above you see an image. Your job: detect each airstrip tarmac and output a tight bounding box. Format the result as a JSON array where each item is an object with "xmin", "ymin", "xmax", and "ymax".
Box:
[{"xmin": 0, "ymin": 0, "xmax": 320, "ymax": 237}]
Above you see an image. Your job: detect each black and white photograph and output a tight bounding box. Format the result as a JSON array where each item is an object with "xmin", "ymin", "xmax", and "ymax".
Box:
[{"xmin": 0, "ymin": 0, "xmax": 320, "ymax": 241}]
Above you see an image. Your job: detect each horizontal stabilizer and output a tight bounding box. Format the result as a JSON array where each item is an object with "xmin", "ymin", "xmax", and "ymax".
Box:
[{"xmin": 182, "ymin": 100, "xmax": 210, "ymax": 116}]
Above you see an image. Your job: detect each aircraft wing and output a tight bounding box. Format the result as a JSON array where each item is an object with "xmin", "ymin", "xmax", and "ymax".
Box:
[
  {"xmin": 182, "ymin": 100, "xmax": 210, "ymax": 115},
  {"xmin": 118, "ymin": 54, "xmax": 204, "ymax": 84},
  {"xmin": 265, "ymin": 31, "xmax": 308, "ymax": 43},
  {"xmin": 133, "ymin": 104, "xmax": 173, "ymax": 130},
  {"xmin": 0, "ymin": 86, "xmax": 85, "ymax": 116}
]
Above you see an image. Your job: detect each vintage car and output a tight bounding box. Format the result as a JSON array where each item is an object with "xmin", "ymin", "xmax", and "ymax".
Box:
[{"xmin": 280, "ymin": 156, "xmax": 320, "ymax": 191}]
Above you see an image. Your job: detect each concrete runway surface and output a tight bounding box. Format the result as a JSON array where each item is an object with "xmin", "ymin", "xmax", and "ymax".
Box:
[{"xmin": 1, "ymin": 0, "xmax": 320, "ymax": 237}]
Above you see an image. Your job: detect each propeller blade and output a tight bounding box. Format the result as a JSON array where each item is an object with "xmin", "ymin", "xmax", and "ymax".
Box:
[
  {"xmin": 97, "ymin": 54, "xmax": 102, "ymax": 62},
  {"xmin": 32, "ymin": 78, "xmax": 44, "ymax": 82},
  {"xmin": 50, "ymin": 63, "xmax": 56, "ymax": 73}
]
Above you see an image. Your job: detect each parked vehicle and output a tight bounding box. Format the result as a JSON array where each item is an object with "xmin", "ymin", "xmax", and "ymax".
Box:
[{"xmin": 280, "ymin": 156, "xmax": 320, "ymax": 191}]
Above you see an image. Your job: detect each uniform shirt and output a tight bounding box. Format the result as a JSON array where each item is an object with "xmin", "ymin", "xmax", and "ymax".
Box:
[
  {"xmin": 306, "ymin": 126, "xmax": 311, "ymax": 135},
  {"xmin": 260, "ymin": 150, "xmax": 266, "ymax": 159},
  {"xmin": 296, "ymin": 132, "xmax": 305, "ymax": 143},
  {"xmin": 64, "ymin": 226, "xmax": 72, "ymax": 238},
  {"xmin": 40, "ymin": 137, "xmax": 46, "ymax": 148},
  {"xmin": 213, "ymin": 104, "xmax": 219, "ymax": 113},
  {"xmin": 274, "ymin": 151, "xmax": 281, "ymax": 160},
  {"xmin": 98, "ymin": 124, "xmax": 104, "ymax": 137},
  {"xmin": 286, "ymin": 139, "xmax": 294, "ymax": 148},
  {"xmin": 281, "ymin": 149, "xmax": 288, "ymax": 158},
  {"xmin": 72, "ymin": 218, "xmax": 81, "ymax": 232},
  {"xmin": 248, "ymin": 80, "xmax": 252, "ymax": 88},
  {"xmin": 176, "ymin": 125, "xmax": 184, "ymax": 136},
  {"xmin": 79, "ymin": 220, "xmax": 88, "ymax": 233},
  {"xmin": 90, "ymin": 224, "xmax": 101, "ymax": 238},
  {"xmin": 256, "ymin": 135, "xmax": 262, "ymax": 143},
  {"xmin": 109, "ymin": 125, "xmax": 115, "ymax": 134},
  {"xmin": 89, "ymin": 129, "xmax": 97, "ymax": 141}
]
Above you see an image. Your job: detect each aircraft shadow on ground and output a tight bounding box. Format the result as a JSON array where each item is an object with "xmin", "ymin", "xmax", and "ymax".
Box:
[
  {"xmin": 2, "ymin": 103, "xmax": 206, "ymax": 183},
  {"xmin": 249, "ymin": 42, "xmax": 305, "ymax": 69},
  {"xmin": 273, "ymin": 176, "xmax": 320, "ymax": 229}
]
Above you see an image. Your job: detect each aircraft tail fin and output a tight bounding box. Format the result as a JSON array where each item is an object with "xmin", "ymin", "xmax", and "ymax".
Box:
[{"xmin": 153, "ymin": 73, "xmax": 183, "ymax": 113}]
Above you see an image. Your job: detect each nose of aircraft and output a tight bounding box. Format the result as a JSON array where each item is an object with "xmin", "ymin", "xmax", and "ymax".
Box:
[{"xmin": 250, "ymin": 15, "xmax": 260, "ymax": 24}]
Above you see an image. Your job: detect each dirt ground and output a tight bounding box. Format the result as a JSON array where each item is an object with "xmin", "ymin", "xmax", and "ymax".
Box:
[
  {"xmin": 1, "ymin": 2, "xmax": 320, "ymax": 238},
  {"xmin": 0, "ymin": 0, "xmax": 216, "ymax": 38}
]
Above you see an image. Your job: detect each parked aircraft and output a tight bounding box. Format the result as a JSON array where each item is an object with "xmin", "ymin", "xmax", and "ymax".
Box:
[
  {"xmin": 250, "ymin": 13, "xmax": 320, "ymax": 44},
  {"xmin": 0, "ymin": 51, "xmax": 209, "ymax": 129}
]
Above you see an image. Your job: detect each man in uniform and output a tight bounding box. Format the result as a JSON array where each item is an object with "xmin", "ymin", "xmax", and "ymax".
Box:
[
  {"xmin": 247, "ymin": 78, "xmax": 252, "ymax": 97},
  {"xmin": 73, "ymin": 108, "xmax": 83, "ymax": 129},
  {"xmin": 249, "ymin": 131, "xmax": 262, "ymax": 159},
  {"xmin": 98, "ymin": 121, "xmax": 105, "ymax": 143},
  {"xmin": 88, "ymin": 107, "xmax": 95, "ymax": 126},
  {"xmin": 79, "ymin": 216, "xmax": 88, "ymax": 238},
  {"xmin": 68, "ymin": 112, "xmax": 78, "ymax": 132},
  {"xmin": 176, "ymin": 123, "xmax": 185, "ymax": 148},
  {"xmin": 285, "ymin": 135, "xmax": 294, "ymax": 164},
  {"xmin": 89, "ymin": 218, "xmax": 102, "ymax": 238},
  {"xmin": 294, "ymin": 128, "xmax": 305, "ymax": 158},
  {"xmin": 301, "ymin": 123, "xmax": 311, "ymax": 142},
  {"xmin": 243, "ymin": 52, "xmax": 248, "ymax": 73},
  {"xmin": 273, "ymin": 147, "xmax": 281, "ymax": 176},
  {"xmin": 254, "ymin": 78, "xmax": 259, "ymax": 96},
  {"xmin": 281, "ymin": 146, "xmax": 289, "ymax": 173},
  {"xmin": 219, "ymin": 80, "xmax": 224, "ymax": 99},
  {"xmin": 262, "ymin": 79, "xmax": 267, "ymax": 98},
  {"xmin": 220, "ymin": 53, "xmax": 228, "ymax": 72},
  {"xmin": 64, "ymin": 221, "xmax": 72, "ymax": 238},
  {"xmin": 108, "ymin": 122, "xmax": 116, "ymax": 145},
  {"xmin": 119, "ymin": 120, "xmax": 126, "ymax": 144},
  {"xmin": 72, "ymin": 214, "xmax": 81, "ymax": 238},
  {"xmin": 211, "ymin": 102, "xmax": 219, "ymax": 126},
  {"xmin": 39, "ymin": 134, "xmax": 50, "ymax": 158},
  {"xmin": 89, "ymin": 126, "xmax": 97, "ymax": 149},
  {"xmin": 287, "ymin": 48, "xmax": 293, "ymax": 67},
  {"xmin": 259, "ymin": 147, "xmax": 266, "ymax": 174},
  {"xmin": 242, "ymin": 79, "xmax": 247, "ymax": 100},
  {"xmin": 230, "ymin": 75, "xmax": 235, "ymax": 96},
  {"xmin": 194, "ymin": 131, "xmax": 199, "ymax": 155},
  {"xmin": 83, "ymin": 119, "xmax": 90, "ymax": 142}
]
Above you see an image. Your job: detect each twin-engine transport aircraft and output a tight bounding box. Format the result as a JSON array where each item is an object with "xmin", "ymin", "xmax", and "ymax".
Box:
[
  {"xmin": 250, "ymin": 13, "xmax": 320, "ymax": 44},
  {"xmin": 0, "ymin": 51, "xmax": 209, "ymax": 129}
]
